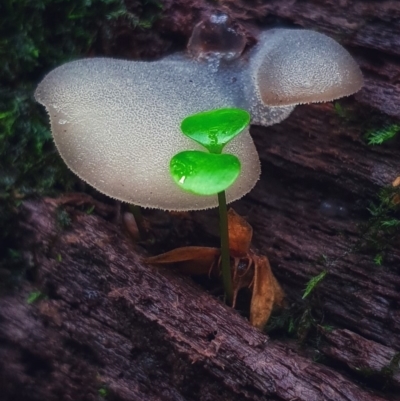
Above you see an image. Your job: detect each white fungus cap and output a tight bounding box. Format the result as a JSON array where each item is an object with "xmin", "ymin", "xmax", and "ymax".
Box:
[
  {"xmin": 35, "ymin": 28, "xmax": 363, "ymax": 211},
  {"xmin": 35, "ymin": 57, "xmax": 261, "ymax": 211},
  {"xmin": 252, "ymin": 29, "xmax": 363, "ymax": 107}
]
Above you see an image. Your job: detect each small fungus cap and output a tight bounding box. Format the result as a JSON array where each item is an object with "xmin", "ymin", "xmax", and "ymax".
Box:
[{"xmin": 253, "ymin": 29, "xmax": 363, "ymax": 107}]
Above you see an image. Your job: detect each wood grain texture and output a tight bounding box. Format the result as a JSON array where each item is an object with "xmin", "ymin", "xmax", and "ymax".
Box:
[{"xmin": 0, "ymin": 198, "xmax": 393, "ymax": 401}]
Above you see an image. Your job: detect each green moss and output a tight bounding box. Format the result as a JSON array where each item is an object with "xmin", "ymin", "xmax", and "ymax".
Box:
[
  {"xmin": 333, "ymin": 101, "xmax": 353, "ymax": 121},
  {"xmin": 359, "ymin": 185, "xmax": 400, "ymax": 264},
  {"xmin": 86, "ymin": 205, "xmax": 96, "ymax": 215},
  {"xmin": 98, "ymin": 386, "xmax": 109, "ymax": 398},
  {"xmin": 373, "ymin": 253, "xmax": 383, "ymax": 266},
  {"xmin": 352, "ymin": 352, "xmax": 400, "ymax": 390},
  {"xmin": 56, "ymin": 208, "xmax": 72, "ymax": 229},
  {"xmin": 27, "ymin": 290, "xmax": 46, "ymax": 304},
  {"xmin": 0, "ymin": 0, "xmax": 135, "ymax": 199},
  {"xmin": 0, "ymin": 0, "xmax": 163, "ymax": 279},
  {"xmin": 266, "ymin": 255, "xmax": 332, "ymax": 344},
  {"xmin": 0, "ymin": 0, "xmax": 164, "ymax": 200},
  {"xmin": 302, "ymin": 270, "xmax": 327, "ymax": 299},
  {"xmin": 365, "ymin": 124, "xmax": 399, "ymax": 145},
  {"xmin": 384, "ymin": 353, "xmax": 400, "ymax": 379}
]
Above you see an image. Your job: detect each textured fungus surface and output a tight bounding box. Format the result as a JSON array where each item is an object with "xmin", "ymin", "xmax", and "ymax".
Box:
[
  {"xmin": 35, "ymin": 28, "xmax": 362, "ymax": 210},
  {"xmin": 35, "ymin": 57, "xmax": 261, "ymax": 210},
  {"xmin": 254, "ymin": 29, "xmax": 363, "ymax": 106}
]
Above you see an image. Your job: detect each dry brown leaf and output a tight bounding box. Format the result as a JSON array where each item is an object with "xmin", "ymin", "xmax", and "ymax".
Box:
[
  {"xmin": 250, "ymin": 256, "xmax": 283, "ymax": 330},
  {"xmin": 249, "ymin": 256, "xmax": 274, "ymax": 329},
  {"xmin": 272, "ymin": 274, "xmax": 286, "ymax": 309},
  {"xmin": 392, "ymin": 177, "xmax": 400, "ymax": 205},
  {"xmin": 145, "ymin": 209, "xmax": 284, "ymax": 330},
  {"xmin": 227, "ymin": 209, "xmax": 253, "ymax": 257},
  {"xmin": 231, "ymin": 257, "xmax": 254, "ymax": 308},
  {"xmin": 145, "ymin": 246, "xmax": 219, "ymax": 275}
]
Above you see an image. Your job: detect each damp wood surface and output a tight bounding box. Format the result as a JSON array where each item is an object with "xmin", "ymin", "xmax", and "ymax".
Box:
[
  {"xmin": 2, "ymin": 0, "xmax": 400, "ymax": 400},
  {"xmin": 0, "ymin": 198, "xmax": 396, "ymax": 401}
]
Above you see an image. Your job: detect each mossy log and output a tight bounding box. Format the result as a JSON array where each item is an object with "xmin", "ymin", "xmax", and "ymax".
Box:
[{"xmin": 1, "ymin": 1, "xmax": 400, "ymax": 400}]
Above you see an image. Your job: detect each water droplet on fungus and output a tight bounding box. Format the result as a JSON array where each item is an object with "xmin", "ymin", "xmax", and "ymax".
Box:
[{"xmin": 187, "ymin": 12, "xmax": 246, "ymax": 69}]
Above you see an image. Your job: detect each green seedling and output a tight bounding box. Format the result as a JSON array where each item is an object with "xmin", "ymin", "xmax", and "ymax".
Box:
[
  {"xmin": 180, "ymin": 108, "xmax": 251, "ymax": 154},
  {"xmin": 170, "ymin": 151, "xmax": 241, "ymax": 195},
  {"xmin": 170, "ymin": 108, "xmax": 250, "ymax": 303}
]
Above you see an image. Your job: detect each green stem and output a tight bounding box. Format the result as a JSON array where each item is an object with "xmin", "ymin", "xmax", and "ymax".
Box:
[
  {"xmin": 129, "ymin": 204, "xmax": 146, "ymax": 240},
  {"xmin": 218, "ymin": 191, "xmax": 233, "ymax": 304}
]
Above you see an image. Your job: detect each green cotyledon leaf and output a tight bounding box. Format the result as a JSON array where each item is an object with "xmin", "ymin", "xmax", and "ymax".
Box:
[
  {"xmin": 170, "ymin": 150, "xmax": 241, "ymax": 196},
  {"xmin": 180, "ymin": 108, "xmax": 250, "ymax": 154}
]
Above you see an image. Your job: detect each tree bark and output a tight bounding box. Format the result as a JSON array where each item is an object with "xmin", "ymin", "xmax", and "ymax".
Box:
[
  {"xmin": 0, "ymin": 197, "xmax": 396, "ymax": 401},
  {"xmin": 2, "ymin": 1, "xmax": 400, "ymax": 400}
]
